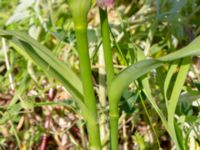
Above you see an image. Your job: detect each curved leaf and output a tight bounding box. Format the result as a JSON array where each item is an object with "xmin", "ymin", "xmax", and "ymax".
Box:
[
  {"xmin": 109, "ymin": 36, "xmax": 200, "ymax": 106},
  {"xmin": 0, "ymin": 30, "xmax": 84, "ymax": 104}
]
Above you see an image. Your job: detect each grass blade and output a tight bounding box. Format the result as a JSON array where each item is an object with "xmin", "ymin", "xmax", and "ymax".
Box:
[
  {"xmin": 0, "ymin": 30, "xmax": 84, "ymax": 106},
  {"xmin": 167, "ymin": 58, "xmax": 190, "ymax": 150},
  {"xmin": 109, "ymin": 35, "xmax": 200, "ymax": 106}
]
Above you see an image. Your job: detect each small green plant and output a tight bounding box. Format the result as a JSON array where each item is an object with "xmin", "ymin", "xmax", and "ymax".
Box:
[{"xmin": 1, "ymin": 0, "xmax": 200, "ymax": 149}]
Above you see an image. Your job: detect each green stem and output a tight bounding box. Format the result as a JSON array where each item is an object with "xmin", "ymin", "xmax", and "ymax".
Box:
[
  {"xmin": 75, "ymin": 25, "xmax": 97, "ymax": 119},
  {"xmin": 109, "ymin": 105, "xmax": 119, "ymax": 150},
  {"xmin": 99, "ymin": 8, "xmax": 117, "ymax": 150},
  {"xmin": 99, "ymin": 8, "xmax": 114, "ymax": 88},
  {"xmin": 68, "ymin": 0, "xmax": 101, "ymax": 148},
  {"xmin": 75, "ymin": 24, "xmax": 102, "ymax": 150},
  {"xmin": 108, "ymin": 85, "xmax": 119, "ymax": 150}
]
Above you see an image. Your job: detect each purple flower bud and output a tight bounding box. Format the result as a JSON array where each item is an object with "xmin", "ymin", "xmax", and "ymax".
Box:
[{"xmin": 97, "ymin": 0, "xmax": 114, "ymax": 9}]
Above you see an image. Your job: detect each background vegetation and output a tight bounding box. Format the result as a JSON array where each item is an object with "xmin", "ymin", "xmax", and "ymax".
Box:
[{"xmin": 0, "ymin": 0, "xmax": 200, "ymax": 149}]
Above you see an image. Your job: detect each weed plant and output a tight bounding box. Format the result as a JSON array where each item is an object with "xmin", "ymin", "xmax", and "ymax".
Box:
[{"xmin": 0, "ymin": 0, "xmax": 200, "ymax": 149}]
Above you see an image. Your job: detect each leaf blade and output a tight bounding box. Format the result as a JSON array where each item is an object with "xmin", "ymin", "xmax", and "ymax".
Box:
[
  {"xmin": 110, "ymin": 35, "xmax": 200, "ymax": 106},
  {"xmin": 0, "ymin": 30, "xmax": 84, "ymax": 105}
]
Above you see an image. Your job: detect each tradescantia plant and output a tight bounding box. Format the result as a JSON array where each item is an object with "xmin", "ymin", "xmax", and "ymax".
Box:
[{"xmin": 1, "ymin": 0, "xmax": 200, "ymax": 149}]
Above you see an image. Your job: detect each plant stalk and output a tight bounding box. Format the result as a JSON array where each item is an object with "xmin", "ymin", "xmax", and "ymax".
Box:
[
  {"xmin": 99, "ymin": 8, "xmax": 114, "ymax": 88},
  {"xmin": 109, "ymin": 105, "xmax": 119, "ymax": 150},
  {"xmin": 75, "ymin": 24, "xmax": 102, "ymax": 150},
  {"xmin": 99, "ymin": 8, "xmax": 118, "ymax": 150}
]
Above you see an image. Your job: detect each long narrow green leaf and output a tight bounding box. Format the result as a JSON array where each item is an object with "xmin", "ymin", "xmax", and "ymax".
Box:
[
  {"xmin": 168, "ymin": 59, "xmax": 191, "ymax": 121},
  {"xmin": 137, "ymin": 47, "xmax": 168, "ymax": 129},
  {"xmin": 109, "ymin": 35, "xmax": 200, "ymax": 106},
  {"xmin": 141, "ymin": 76, "xmax": 168, "ymax": 129},
  {"xmin": 158, "ymin": 36, "xmax": 200, "ymax": 61},
  {"xmin": 0, "ymin": 30, "xmax": 100, "ymax": 126},
  {"xmin": 164, "ymin": 60, "xmax": 179, "ymax": 109},
  {"xmin": 167, "ymin": 58, "xmax": 190, "ymax": 150},
  {"xmin": 109, "ymin": 59, "xmax": 163, "ymax": 104},
  {"xmin": 0, "ymin": 30, "xmax": 84, "ymax": 105}
]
